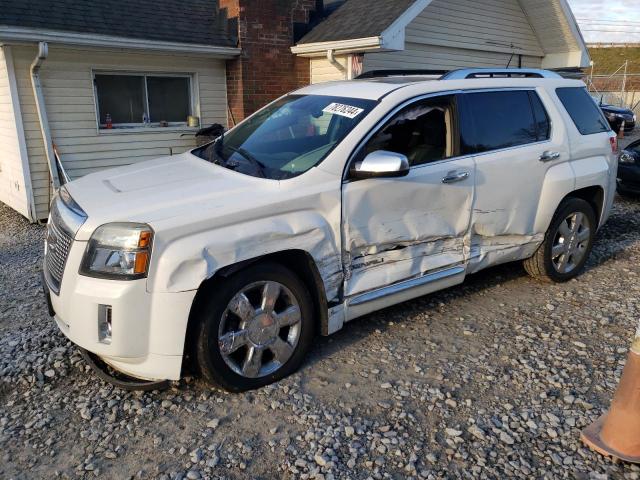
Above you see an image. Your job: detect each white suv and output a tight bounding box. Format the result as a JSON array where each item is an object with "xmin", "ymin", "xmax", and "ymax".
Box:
[{"xmin": 43, "ymin": 69, "xmax": 617, "ymax": 391}]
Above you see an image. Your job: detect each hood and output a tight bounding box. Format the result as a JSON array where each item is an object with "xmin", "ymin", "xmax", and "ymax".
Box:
[
  {"xmin": 601, "ymin": 104, "xmax": 634, "ymax": 115},
  {"xmin": 65, "ymin": 152, "xmax": 279, "ymax": 240}
]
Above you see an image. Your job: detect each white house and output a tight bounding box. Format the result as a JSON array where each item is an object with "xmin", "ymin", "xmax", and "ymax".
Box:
[
  {"xmin": 0, "ymin": 0, "xmax": 240, "ymax": 221},
  {"xmin": 293, "ymin": 0, "xmax": 590, "ymax": 83}
]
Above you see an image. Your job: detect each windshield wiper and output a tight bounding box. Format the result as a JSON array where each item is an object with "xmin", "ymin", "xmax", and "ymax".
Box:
[
  {"xmin": 208, "ymin": 133, "xmax": 267, "ymax": 178},
  {"xmin": 221, "ymin": 144, "xmax": 268, "ymax": 178}
]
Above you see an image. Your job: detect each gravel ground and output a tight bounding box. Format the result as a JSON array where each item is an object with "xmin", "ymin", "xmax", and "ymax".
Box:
[{"xmin": 2, "ymin": 141, "xmax": 640, "ymax": 479}]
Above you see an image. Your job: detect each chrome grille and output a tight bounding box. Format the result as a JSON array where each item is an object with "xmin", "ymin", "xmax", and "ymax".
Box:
[
  {"xmin": 42, "ymin": 189, "xmax": 87, "ymax": 295},
  {"xmin": 44, "ymin": 219, "xmax": 73, "ymax": 293}
]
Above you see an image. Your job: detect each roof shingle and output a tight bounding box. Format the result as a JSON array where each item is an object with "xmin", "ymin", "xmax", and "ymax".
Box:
[
  {"xmin": 0, "ymin": 0, "xmax": 236, "ymax": 47},
  {"xmin": 298, "ymin": 0, "xmax": 416, "ymax": 45}
]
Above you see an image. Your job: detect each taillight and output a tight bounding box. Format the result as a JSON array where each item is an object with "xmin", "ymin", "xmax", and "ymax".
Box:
[{"xmin": 610, "ymin": 136, "xmax": 618, "ymax": 154}]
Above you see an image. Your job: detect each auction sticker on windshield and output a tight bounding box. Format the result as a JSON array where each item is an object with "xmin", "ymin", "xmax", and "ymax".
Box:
[{"xmin": 323, "ymin": 103, "xmax": 365, "ymax": 119}]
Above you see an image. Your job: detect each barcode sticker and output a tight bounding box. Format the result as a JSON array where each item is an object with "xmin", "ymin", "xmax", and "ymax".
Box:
[{"xmin": 322, "ymin": 103, "xmax": 365, "ymax": 119}]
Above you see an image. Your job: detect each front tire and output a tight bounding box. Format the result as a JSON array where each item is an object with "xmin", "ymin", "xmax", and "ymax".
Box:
[
  {"xmin": 524, "ymin": 197, "xmax": 596, "ymax": 283},
  {"xmin": 193, "ymin": 262, "xmax": 314, "ymax": 392}
]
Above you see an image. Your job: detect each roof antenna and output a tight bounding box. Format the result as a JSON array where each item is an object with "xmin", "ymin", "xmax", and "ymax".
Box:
[{"xmin": 505, "ymin": 52, "xmax": 514, "ymax": 68}]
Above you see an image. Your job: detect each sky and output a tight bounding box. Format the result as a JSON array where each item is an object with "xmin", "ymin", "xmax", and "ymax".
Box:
[{"xmin": 567, "ymin": 0, "xmax": 640, "ymax": 43}]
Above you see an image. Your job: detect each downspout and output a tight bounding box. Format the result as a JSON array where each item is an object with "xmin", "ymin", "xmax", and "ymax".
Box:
[
  {"xmin": 30, "ymin": 42, "xmax": 61, "ymax": 190},
  {"xmin": 327, "ymin": 49, "xmax": 347, "ymax": 79}
]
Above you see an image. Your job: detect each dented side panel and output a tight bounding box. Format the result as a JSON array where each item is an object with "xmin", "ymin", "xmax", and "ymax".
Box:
[
  {"xmin": 342, "ymin": 158, "xmax": 475, "ymax": 297},
  {"xmin": 145, "ymin": 168, "xmax": 344, "ymax": 300},
  {"xmin": 468, "ymin": 140, "xmax": 561, "ymax": 270},
  {"xmin": 468, "ymin": 86, "xmax": 571, "ymax": 270}
]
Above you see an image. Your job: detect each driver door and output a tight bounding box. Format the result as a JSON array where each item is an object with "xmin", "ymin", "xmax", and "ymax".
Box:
[{"xmin": 342, "ymin": 93, "xmax": 475, "ymax": 297}]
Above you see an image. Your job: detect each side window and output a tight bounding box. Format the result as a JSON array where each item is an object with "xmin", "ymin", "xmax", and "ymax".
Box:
[
  {"xmin": 529, "ymin": 91, "xmax": 551, "ymax": 141},
  {"xmin": 363, "ymin": 95, "xmax": 457, "ymax": 167},
  {"xmin": 556, "ymin": 87, "xmax": 610, "ymax": 135},
  {"xmin": 463, "ymin": 90, "xmax": 538, "ymax": 154}
]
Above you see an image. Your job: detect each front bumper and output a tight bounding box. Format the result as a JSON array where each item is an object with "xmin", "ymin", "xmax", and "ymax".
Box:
[
  {"xmin": 618, "ymin": 163, "xmax": 640, "ymax": 194},
  {"xmin": 45, "ymin": 240, "xmax": 197, "ymax": 381}
]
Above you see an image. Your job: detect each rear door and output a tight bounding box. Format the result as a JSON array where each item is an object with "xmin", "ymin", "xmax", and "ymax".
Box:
[{"xmin": 460, "ymin": 88, "xmax": 568, "ymax": 272}]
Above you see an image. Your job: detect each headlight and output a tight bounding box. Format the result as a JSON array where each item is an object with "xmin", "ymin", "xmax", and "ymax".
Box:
[
  {"xmin": 80, "ymin": 223, "xmax": 153, "ymax": 280},
  {"xmin": 619, "ymin": 151, "xmax": 636, "ymax": 164}
]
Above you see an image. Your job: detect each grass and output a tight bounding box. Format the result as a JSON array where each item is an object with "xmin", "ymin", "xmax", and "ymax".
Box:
[{"xmin": 588, "ymin": 47, "xmax": 640, "ymax": 75}]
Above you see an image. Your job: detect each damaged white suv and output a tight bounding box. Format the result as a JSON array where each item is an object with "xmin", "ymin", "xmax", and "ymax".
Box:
[{"xmin": 43, "ymin": 69, "xmax": 617, "ymax": 391}]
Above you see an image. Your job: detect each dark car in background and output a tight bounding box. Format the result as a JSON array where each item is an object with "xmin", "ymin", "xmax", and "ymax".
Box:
[
  {"xmin": 600, "ymin": 103, "xmax": 636, "ymax": 133},
  {"xmin": 618, "ymin": 139, "xmax": 640, "ymax": 195}
]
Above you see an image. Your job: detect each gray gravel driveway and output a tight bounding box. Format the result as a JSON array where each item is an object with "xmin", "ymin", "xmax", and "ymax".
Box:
[{"xmin": 2, "ymin": 148, "xmax": 640, "ymax": 479}]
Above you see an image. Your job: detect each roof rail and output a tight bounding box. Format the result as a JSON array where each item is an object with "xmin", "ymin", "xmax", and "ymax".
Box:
[
  {"xmin": 441, "ymin": 68, "xmax": 562, "ymax": 80},
  {"xmin": 356, "ymin": 69, "xmax": 449, "ymax": 79}
]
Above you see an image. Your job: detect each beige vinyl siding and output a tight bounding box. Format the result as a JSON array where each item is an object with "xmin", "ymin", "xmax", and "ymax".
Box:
[
  {"xmin": 11, "ymin": 45, "xmax": 228, "ymax": 220},
  {"xmin": 407, "ymin": 0, "xmax": 543, "ymax": 57},
  {"xmin": 0, "ymin": 46, "xmax": 31, "ymax": 219},
  {"xmin": 519, "ymin": 0, "xmax": 579, "ymax": 54},
  {"xmin": 310, "ymin": 56, "xmax": 348, "ymax": 84},
  {"xmin": 365, "ymin": 43, "xmax": 542, "ymax": 72},
  {"xmin": 364, "ymin": 0, "xmax": 544, "ymax": 72}
]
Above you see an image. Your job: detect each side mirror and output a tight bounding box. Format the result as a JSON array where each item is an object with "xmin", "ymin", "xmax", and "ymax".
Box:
[{"xmin": 350, "ymin": 150, "xmax": 410, "ymax": 180}]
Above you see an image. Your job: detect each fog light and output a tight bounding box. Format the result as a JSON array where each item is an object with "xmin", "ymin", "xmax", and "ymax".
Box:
[{"xmin": 98, "ymin": 305, "xmax": 112, "ymax": 344}]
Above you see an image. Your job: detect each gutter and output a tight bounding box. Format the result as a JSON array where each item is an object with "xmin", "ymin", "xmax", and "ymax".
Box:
[
  {"xmin": 0, "ymin": 26, "xmax": 241, "ymax": 58},
  {"xmin": 30, "ymin": 42, "xmax": 60, "ymax": 190},
  {"xmin": 291, "ymin": 36, "xmax": 382, "ymax": 56}
]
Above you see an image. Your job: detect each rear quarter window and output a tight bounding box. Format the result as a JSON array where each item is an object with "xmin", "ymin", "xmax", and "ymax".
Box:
[{"xmin": 556, "ymin": 87, "xmax": 611, "ymax": 135}]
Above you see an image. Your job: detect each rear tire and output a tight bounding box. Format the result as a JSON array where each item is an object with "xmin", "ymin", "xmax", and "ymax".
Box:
[
  {"xmin": 524, "ymin": 198, "xmax": 596, "ymax": 283},
  {"xmin": 193, "ymin": 262, "xmax": 314, "ymax": 392}
]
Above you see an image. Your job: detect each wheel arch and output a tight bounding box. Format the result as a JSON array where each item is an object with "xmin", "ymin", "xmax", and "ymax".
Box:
[
  {"xmin": 565, "ymin": 185, "xmax": 605, "ymax": 227},
  {"xmin": 534, "ymin": 159, "xmax": 607, "ymax": 233},
  {"xmin": 182, "ymin": 249, "xmax": 330, "ymax": 368}
]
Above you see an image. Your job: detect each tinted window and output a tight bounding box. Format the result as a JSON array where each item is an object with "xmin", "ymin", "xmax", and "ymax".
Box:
[
  {"xmin": 95, "ymin": 75, "xmax": 145, "ymax": 125},
  {"xmin": 556, "ymin": 87, "xmax": 610, "ymax": 135},
  {"xmin": 95, "ymin": 74, "xmax": 193, "ymax": 128},
  {"xmin": 363, "ymin": 95, "xmax": 456, "ymax": 167},
  {"xmin": 529, "ymin": 91, "xmax": 551, "ymax": 141},
  {"xmin": 463, "ymin": 90, "xmax": 538, "ymax": 154},
  {"xmin": 147, "ymin": 77, "xmax": 191, "ymax": 123}
]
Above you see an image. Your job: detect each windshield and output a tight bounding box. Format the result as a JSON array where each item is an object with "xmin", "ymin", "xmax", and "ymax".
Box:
[{"xmin": 193, "ymin": 95, "xmax": 377, "ymax": 179}]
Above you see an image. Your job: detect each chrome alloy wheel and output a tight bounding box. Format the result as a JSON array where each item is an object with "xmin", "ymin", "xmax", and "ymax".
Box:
[
  {"xmin": 218, "ymin": 281, "xmax": 302, "ymax": 378},
  {"xmin": 551, "ymin": 212, "xmax": 592, "ymax": 274}
]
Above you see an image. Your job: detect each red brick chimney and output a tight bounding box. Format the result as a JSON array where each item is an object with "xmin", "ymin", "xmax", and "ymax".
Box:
[{"xmin": 219, "ymin": 0, "xmax": 318, "ymax": 125}]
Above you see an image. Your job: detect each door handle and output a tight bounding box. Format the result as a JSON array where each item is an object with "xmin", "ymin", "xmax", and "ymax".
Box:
[
  {"xmin": 539, "ymin": 151, "xmax": 561, "ymax": 162},
  {"xmin": 442, "ymin": 171, "xmax": 469, "ymax": 184}
]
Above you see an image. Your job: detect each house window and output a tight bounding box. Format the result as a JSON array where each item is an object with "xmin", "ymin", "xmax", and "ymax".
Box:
[{"xmin": 94, "ymin": 73, "xmax": 193, "ymax": 129}]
